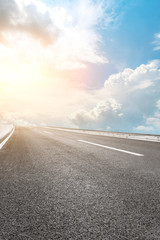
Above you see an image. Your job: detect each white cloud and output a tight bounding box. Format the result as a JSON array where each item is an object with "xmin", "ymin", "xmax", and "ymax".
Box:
[
  {"xmin": 0, "ymin": 0, "xmax": 59, "ymax": 46},
  {"xmin": 153, "ymin": 33, "xmax": 160, "ymax": 51},
  {"xmin": 71, "ymin": 99, "xmax": 122, "ymax": 129},
  {"xmin": 0, "ymin": 0, "xmax": 115, "ymax": 70},
  {"xmin": 104, "ymin": 60, "xmax": 160, "ymax": 91},
  {"xmin": 135, "ymin": 126, "xmax": 153, "ymax": 132},
  {"xmin": 106, "ymin": 126, "xmax": 111, "ymax": 131},
  {"xmin": 71, "ymin": 60, "xmax": 160, "ymax": 133},
  {"xmin": 157, "ymin": 100, "xmax": 160, "ymax": 109},
  {"xmin": 146, "ymin": 117, "xmax": 160, "ymax": 129}
]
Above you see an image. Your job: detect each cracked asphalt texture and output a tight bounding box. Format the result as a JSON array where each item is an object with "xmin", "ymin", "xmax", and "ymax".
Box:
[{"xmin": 0, "ymin": 127, "xmax": 160, "ymax": 240}]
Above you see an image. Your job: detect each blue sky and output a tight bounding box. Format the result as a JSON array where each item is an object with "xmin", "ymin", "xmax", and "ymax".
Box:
[
  {"xmin": 70, "ymin": 0, "xmax": 160, "ymax": 134},
  {"xmin": 84, "ymin": 0, "xmax": 160, "ymax": 86},
  {"xmin": 104, "ymin": 0, "xmax": 160, "ymax": 67},
  {"xmin": 0, "ymin": 0, "xmax": 160, "ymax": 133}
]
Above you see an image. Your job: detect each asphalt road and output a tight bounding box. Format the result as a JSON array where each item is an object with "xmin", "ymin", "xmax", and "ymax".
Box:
[{"xmin": 0, "ymin": 127, "xmax": 160, "ymax": 240}]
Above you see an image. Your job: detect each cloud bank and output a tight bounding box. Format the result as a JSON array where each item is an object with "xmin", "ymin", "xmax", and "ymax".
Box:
[
  {"xmin": 0, "ymin": 0, "xmax": 59, "ymax": 46},
  {"xmin": 71, "ymin": 60, "xmax": 160, "ymax": 133},
  {"xmin": 0, "ymin": 0, "xmax": 113, "ymax": 69}
]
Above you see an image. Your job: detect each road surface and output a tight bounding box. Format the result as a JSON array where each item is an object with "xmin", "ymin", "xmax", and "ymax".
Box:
[{"xmin": 0, "ymin": 127, "xmax": 160, "ymax": 240}]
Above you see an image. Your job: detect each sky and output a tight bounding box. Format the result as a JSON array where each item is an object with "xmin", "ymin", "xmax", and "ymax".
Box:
[{"xmin": 0, "ymin": 0, "xmax": 160, "ymax": 134}]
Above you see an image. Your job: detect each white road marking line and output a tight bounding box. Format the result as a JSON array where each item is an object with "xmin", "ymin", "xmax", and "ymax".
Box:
[
  {"xmin": 78, "ymin": 139, "xmax": 144, "ymax": 156},
  {"xmin": 0, "ymin": 127, "xmax": 15, "ymax": 150}
]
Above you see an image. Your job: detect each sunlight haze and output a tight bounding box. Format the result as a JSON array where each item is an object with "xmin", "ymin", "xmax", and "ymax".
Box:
[{"xmin": 0, "ymin": 0, "xmax": 160, "ymax": 134}]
